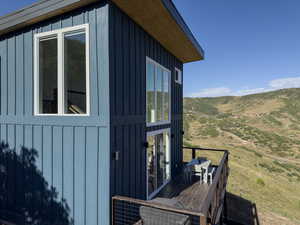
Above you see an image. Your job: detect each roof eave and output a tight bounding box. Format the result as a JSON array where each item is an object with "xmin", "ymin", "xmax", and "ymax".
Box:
[
  {"xmin": 0, "ymin": 0, "xmax": 99, "ymax": 36},
  {"xmin": 161, "ymin": 0, "xmax": 204, "ymax": 60},
  {"xmin": 111, "ymin": 0, "xmax": 204, "ymax": 62}
]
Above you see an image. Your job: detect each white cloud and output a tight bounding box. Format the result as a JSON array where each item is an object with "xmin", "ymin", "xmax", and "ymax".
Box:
[
  {"xmin": 233, "ymin": 87, "xmax": 271, "ymax": 96},
  {"xmin": 190, "ymin": 87, "xmax": 232, "ymax": 97},
  {"xmin": 269, "ymin": 77, "xmax": 300, "ymax": 89},
  {"xmin": 189, "ymin": 87, "xmax": 270, "ymax": 97},
  {"xmin": 187, "ymin": 76, "xmax": 300, "ymax": 98}
]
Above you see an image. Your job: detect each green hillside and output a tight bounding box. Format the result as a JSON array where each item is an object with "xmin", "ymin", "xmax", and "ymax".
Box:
[{"xmin": 183, "ymin": 88, "xmax": 300, "ymax": 225}]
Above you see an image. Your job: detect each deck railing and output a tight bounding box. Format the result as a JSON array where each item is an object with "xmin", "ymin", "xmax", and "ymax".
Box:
[
  {"xmin": 183, "ymin": 147, "xmax": 229, "ymax": 224},
  {"xmin": 112, "ymin": 196, "xmax": 203, "ymax": 225},
  {"xmin": 112, "ymin": 147, "xmax": 229, "ymax": 225}
]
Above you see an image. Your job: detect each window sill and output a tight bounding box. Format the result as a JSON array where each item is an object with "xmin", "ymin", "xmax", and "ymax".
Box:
[{"xmin": 34, "ymin": 114, "xmax": 90, "ymax": 117}]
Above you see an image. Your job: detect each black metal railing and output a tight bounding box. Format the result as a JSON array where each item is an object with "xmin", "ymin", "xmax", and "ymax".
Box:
[{"xmin": 112, "ymin": 196, "xmax": 203, "ymax": 225}]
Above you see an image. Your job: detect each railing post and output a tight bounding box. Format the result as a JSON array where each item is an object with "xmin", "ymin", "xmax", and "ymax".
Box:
[
  {"xmin": 192, "ymin": 148, "xmax": 196, "ymax": 159},
  {"xmin": 200, "ymin": 215, "xmax": 207, "ymax": 225}
]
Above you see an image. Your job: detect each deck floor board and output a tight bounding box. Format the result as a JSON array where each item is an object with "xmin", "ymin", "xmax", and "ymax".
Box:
[{"xmin": 157, "ymin": 174, "xmax": 210, "ymax": 213}]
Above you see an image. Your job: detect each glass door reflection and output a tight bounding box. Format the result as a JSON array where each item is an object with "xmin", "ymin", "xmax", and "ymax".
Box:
[{"xmin": 147, "ymin": 130, "xmax": 170, "ymax": 199}]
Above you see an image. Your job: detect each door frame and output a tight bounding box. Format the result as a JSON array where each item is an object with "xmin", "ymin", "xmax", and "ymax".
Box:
[{"xmin": 146, "ymin": 128, "xmax": 171, "ymax": 200}]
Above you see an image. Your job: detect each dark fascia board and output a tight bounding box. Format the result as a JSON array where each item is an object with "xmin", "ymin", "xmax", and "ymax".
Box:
[
  {"xmin": 161, "ymin": 0, "xmax": 204, "ymax": 59},
  {"xmin": 0, "ymin": 0, "xmax": 99, "ymax": 36}
]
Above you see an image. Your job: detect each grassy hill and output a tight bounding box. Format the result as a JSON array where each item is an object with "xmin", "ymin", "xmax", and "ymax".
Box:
[{"xmin": 183, "ymin": 88, "xmax": 300, "ymax": 225}]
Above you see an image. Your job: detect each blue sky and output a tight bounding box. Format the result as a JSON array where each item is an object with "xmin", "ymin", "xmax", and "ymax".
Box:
[
  {"xmin": 2, "ymin": 0, "xmax": 300, "ymax": 97},
  {"xmin": 174, "ymin": 0, "xmax": 300, "ymax": 97}
]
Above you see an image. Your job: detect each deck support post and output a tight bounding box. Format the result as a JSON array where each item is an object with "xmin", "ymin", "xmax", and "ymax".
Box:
[{"xmin": 223, "ymin": 192, "xmax": 228, "ymax": 224}]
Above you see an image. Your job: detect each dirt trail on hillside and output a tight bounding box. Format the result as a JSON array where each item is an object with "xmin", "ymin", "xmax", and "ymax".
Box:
[
  {"xmin": 259, "ymin": 211, "xmax": 300, "ymax": 225},
  {"xmin": 262, "ymin": 152, "xmax": 300, "ymax": 165}
]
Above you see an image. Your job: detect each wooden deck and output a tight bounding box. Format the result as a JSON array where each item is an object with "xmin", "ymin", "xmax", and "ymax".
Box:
[
  {"xmin": 157, "ymin": 173, "xmax": 212, "ymax": 212},
  {"xmin": 112, "ymin": 147, "xmax": 229, "ymax": 225}
]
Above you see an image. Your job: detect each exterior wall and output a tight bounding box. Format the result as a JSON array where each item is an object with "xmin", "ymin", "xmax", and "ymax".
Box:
[
  {"xmin": 109, "ymin": 3, "xmax": 183, "ymax": 201},
  {"xmin": 0, "ymin": 1, "xmax": 110, "ymax": 225}
]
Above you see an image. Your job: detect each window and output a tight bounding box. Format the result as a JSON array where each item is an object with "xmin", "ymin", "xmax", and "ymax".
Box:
[
  {"xmin": 146, "ymin": 58, "xmax": 171, "ymax": 125},
  {"xmin": 175, "ymin": 67, "xmax": 182, "ymax": 84},
  {"xmin": 147, "ymin": 129, "xmax": 171, "ymax": 199},
  {"xmin": 34, "ymin": 24, "xmax": 90, "ymax": 115}
]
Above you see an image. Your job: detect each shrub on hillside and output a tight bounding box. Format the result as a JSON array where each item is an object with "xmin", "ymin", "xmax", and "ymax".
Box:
[{"xmin": 256, "ymin": 178, "xmax": 265, "ymax": 187}]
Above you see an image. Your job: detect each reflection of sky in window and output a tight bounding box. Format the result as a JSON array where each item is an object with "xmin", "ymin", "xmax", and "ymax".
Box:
[
  {"xmin": 163, "ymin": 71, "xmax": 169, "ymax": 93},
  {"xmin": 147, "ymin": 62, "xmax": 155, "ymax": 91},
  {"xmin": 65, "ymin": 32, "xmax": 85, "ymax": 43},
  {"xmin": 156, "ymin": 67, "xmax": 163, "ymax": 92}
]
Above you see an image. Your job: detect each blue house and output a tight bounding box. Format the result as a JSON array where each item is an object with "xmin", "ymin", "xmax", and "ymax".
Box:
[{"xmin": 0, "ymin": 0, "xmax": 229, "ymax": 225}]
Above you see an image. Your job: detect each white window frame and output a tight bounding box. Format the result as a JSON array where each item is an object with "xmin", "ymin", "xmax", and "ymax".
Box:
[
  {"xmin": 146, "ymin": 128, "xmax": 171, "ymax": 200},
  {"xmin": 175, "ymin": 67, "xmax": 182, "ymax": 84},
  {"xmin": 146, "ymin": 57, "xmax": 171, "ymax": 127},
  {"xmin": 34, "ymin": 24, "xmax": 90, "ymax": 116}
]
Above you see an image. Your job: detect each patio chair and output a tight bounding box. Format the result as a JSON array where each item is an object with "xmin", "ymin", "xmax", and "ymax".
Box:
[
  {"xmin": 195, "ymin": 160, "xmax": 211, "ymax": 184},
  {"xmin": 193, "ymin": 164, "xmax": 202, "ymax": 180},
  {"xmin": 139, "ymin": 206, "xmax": 191, "ymax": 225},
  {"xmin": 185, "ymin": 158, "xmax": 204, "ymax": 184},
  {"xmin": 207, "ymin": 167, "xmax": 216, "ymax": 184}
]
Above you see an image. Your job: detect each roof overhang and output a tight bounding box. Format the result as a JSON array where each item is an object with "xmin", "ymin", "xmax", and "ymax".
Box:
[
  {"xmin": 0, "ymin": 0, "xmax": 204, "ymax": 63},
  {"xmin": 111, "ymin": 0, "xmax": 204, "ymax": 62},
  {"xmin": 0, "ymin": 0, "xmax": 98, "ymax": 36}
]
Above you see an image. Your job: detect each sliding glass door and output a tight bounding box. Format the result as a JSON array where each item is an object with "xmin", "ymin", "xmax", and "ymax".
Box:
[{"xmin": 147, "ymin": 129, "xmax": 171, "ymax": 199}]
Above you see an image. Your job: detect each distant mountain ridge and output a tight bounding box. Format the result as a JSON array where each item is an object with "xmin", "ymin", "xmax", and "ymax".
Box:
[{"xmin": 183, "ymin": 88, "xmax": 300, "ymax": 225}]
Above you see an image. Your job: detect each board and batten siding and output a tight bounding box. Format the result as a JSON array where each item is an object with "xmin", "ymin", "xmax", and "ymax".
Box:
[
  {"xmin": 0, "ymin": 1, "xmax": 110, "ymax": 225},
  {"xmin": 109, "ymin": 3, "xmax": 183, "ymax": 201}
]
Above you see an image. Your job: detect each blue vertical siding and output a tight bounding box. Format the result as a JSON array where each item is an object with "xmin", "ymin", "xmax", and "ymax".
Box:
[
  {"xmin": 16, "ymin": 35, "xmax": 24, "ymax": 116},
  {"xmin": 63, "ymin": 126, "xmax": 75, "ymax": 221},
  {"xmin": 24, "ymin": 31, "xmax": 33, "ymax": 116},
  {"xmin": 53, "ymin": 126, "xmax": 63, "ymax": 201},
  {"xmin": 109, "ymin": 3, "xmax": 183, "ymax": 201},
  {"xmin": 7, "ymin": 38, "xmax": 16, "ymax": 116},
  {"xmin": 86, "ymin": 127, "xmax": 99, "ymax": 225},
  {"xmin": 0, "ymin": 1, "xmax": 184, "ymax": 224},
  {"xmin": 74, "ymin": 126, "xmax": 86, "ymax": 225},
  {"xmin": 0, "ymin": 124, "xmax": 110, "ymax": 225},
  {"xmin": 0, "ymin": 1, "xmax": 110, "ymax": 225}
]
